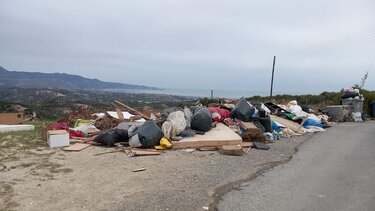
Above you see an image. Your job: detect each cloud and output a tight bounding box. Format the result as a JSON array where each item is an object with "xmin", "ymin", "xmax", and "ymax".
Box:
[{"xmin": 1, "ymin": 0, "xmax": 375, "ymax": 94}]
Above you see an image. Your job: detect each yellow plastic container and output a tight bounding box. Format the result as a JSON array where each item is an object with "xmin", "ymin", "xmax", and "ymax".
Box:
[{"xmin": 160, "ymin": 137, "xmax": 172, "ymax": 149}]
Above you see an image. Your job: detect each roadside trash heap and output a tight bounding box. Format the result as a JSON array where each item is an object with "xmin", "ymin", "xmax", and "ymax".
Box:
[
  {"xmin": 322, "ymin": 87, "xmax": 366, "ymax": 122},
  {"xmin": 42, "ymin": 98, "xmax": 334, "ymax": 156}
]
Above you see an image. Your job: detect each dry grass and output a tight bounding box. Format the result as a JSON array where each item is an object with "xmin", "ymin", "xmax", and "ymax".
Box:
[{"xmin": 0, "ymin": 120, "xmax": 73, "ymax": 209}]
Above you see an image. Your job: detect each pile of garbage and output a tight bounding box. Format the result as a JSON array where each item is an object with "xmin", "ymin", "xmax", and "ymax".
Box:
[
  {"xmin": 43, "ymin": 98, "xmax": 337, "ymax": 156},
  {"xmin": 322, "ymin": 87, "xmax": 366, "ymax": 122}
]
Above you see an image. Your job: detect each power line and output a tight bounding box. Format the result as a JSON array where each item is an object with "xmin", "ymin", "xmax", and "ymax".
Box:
[
  {"xmin": 285, "ymin": 26, "xmax": 375, "ymax": 56},
  {"xmin": 294, "ymin": 35, "xmax": 375, "ymax": 58}
]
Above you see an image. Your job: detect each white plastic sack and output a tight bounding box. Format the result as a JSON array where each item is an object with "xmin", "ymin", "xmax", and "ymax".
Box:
[
  {"xmin": 287, "ymin": 100, "xmax": 308, "ymax": 119},
  {"xmin": 129, "ymin": 134, "xmax": 142, "ymax": 147},
  {"xmin": 305, "ymin": 126, "xmax": 326, "ymax": 133},
  {"xmin": 261, "ymin": 103, "xmax": 271, "ymax": 114},
  {"xmin": 161, "ymin": 121, "xmax": 173, "ymax": 139},
  {"xmin": 318, "ymin": 114, "xmax": 329, "ymax": 122},
  {"xmin": 352, "ymin": 112, "xmax": 363, "ymax": 122},
  {"xmin": 184, "ymin": 107, "xmax": 193, "ymax": 128},
  {"xmin": 70, "ymin": 124, "xmax": 96, "ymax": 135},
  {"xmin": 307, "ymin": 114, "xmax": 322, "ymax": 124},
  {"xmin": 162, "ymin": 111, "xmax": 187, "ymax": 139}
]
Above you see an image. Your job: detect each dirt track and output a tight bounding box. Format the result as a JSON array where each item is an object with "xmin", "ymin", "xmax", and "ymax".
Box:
[{"xmin": 0, "ymin": 133, "xmax": 314, "ymax": 211}]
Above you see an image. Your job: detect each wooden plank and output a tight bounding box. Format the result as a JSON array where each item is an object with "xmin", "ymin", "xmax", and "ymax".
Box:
[
  {"xmin": 238, "ymin": 122, "xmax": 261, "ymax": 133},
  {"xmin": 116, "ymin": 109, "xmax": 124, "ymax": 120},
  {"xmin": 270, "ymin": 115, "xmax": 305, "ymax": 134},
  {"xmin": 70, "ymin": 136, "xmax": 97, "ymax": 143},
  {"xmin": 240, "ymin": 142, "xmax": 254, "ymax": 148},
  {"xmin": 129, "ymin": 149, "xmax": 161, "ymax": 156},
  {"xmin": 94, "ymin": 149, "xmax": 124, "ymax": 156},
  {"xmin": 114, "ymin": 100, "xmax": 150, "ymax": 120},
  {"xmin": 219, "ymin": 145, "xmax": 244, "ymax": 156},
  {"xmin": 63, "ymin": 143, "xmax": 91, "ymax": 151},
  {"xmin": 172, "ymin": 123, "xmax": 242, "ymax": 149}
]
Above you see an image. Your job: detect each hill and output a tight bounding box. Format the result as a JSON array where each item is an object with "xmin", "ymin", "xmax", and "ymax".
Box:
[{"xmin": 0, "ymin": 66, "xmax": 158, "ymax": 90}]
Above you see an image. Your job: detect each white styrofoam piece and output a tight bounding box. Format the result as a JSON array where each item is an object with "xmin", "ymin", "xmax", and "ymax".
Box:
[
  {"xmin": 107, "ymin": 111, "xmax": 134, "ymax": 119},
  {"xmin": 96, "ymin": 111, "xmax": 135, "ymax": 119},
  {"xmin": 135, "ymin": 118, "xmax": 146, "ymax": 123},
  {"xmin": 0, "ymin": 124, "xmax": 35, "ymax": 133},
  {"xmin": 48, "ymin": 132, "xmax": 69, "ymax": 148}
]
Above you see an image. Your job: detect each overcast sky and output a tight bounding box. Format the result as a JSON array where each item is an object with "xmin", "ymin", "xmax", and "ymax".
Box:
[{"xmin": 1, "ymin": 0, "xmax": 374, "ymax": 95}]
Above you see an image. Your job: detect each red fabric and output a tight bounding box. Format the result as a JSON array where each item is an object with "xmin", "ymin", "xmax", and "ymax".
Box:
[
  {"xmin": 69, "ymin": 130, "xmax": 85, "ymax": 137},
  {"xmin": 208, "ymin": 107, "xmax": 232, "ymax": 122},
  {"xmin": 47, "ymin": 121, "xmax": 85, "ymax": 138},
  {"xmin": 47, "ymin": 122, "xmax": 69, "ymax": 130}
]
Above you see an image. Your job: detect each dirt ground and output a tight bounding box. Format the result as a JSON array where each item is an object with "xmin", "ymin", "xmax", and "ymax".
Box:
[{"xmin": 0, "ymin": 131, "xmax": 314, "ymax": 211}]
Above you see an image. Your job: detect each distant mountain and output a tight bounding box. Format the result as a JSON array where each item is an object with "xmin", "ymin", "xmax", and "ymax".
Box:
[{"xmin": 0, "ymin": 66, "xmax": 159, "ymax": 90}]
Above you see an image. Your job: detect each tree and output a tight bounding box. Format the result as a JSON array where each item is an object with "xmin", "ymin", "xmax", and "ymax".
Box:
[{"xmin": 354, "ymin": 71, "xmax": 369, "ymax": 89}]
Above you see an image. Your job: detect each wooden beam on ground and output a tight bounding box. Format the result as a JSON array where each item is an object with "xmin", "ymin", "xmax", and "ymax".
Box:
[
  {"xmin": 238, "ymin": 122, "xmax": 261, "ymax": 133},
  {"xmin": 116, "ymin": 109, "xmax": 124, "ymax": 120},
  {"xmin": 63, "ymin": 143, "xmax": 91, "ymax": 151},
  {"xmin": 219, "ymin": 145, "xmax": 244, "ymax": 156},
  {"xmin": 270, "ymin": 115, "xmax": 305, "ymax": 134},
  {"xmin": 128, "ymin": 149, "xmax": 161, "ymax": 156},
  {"xmin": 114, "ymin": 100, "xmax": 150, "ymax": 120}
]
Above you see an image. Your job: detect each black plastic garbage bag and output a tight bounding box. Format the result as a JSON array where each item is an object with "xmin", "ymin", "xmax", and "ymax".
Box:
[
  {"xmin": 114, "ymin": 129, "xmax": 129, "ymax": 141},
  {"xmin": 258, "ymin": 116, "xmax": 273, "ymax": 133},
  {"xmin": 231, "ymin": 97, "xmax": 255, "ymax": 122},
  {"xmin": 191, "ymin": 107, "xmax": 212, "ymax": 132},
  {"xmin": 137, "ymin": 120, "xmax": 164, "ymax": 148},
  {"xmin": 253, "ymin": 120, "xmax": 265, "ymax": 133},
  {"xmin": 94, "ymin": 129, "xmax": 129, "ymax": 147}
]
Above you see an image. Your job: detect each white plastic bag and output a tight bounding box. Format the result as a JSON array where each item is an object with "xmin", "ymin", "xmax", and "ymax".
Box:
[
  {"xmin": 351, "ymin": 112, "xmax": 363, "ymax": 122},
  {"xmin": 162, "ymin": 111, "xmax": 187, "ymax": 139}
]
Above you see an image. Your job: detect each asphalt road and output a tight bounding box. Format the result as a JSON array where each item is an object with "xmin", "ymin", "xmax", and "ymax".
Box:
[{"xmin": 218, "ymin": 122, "xmax": 375, "ymax": 211}]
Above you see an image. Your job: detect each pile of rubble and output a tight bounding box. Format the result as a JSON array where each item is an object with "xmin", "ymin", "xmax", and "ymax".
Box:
[{"xmin": 42, "ymin": 97, "xmax": 337, "ymax": 156}]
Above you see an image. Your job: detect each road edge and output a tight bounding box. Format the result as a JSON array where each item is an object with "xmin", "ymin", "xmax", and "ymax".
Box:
[{"xmin": 209, "ymin": 133, "xmax": 318, "ymax": 210}]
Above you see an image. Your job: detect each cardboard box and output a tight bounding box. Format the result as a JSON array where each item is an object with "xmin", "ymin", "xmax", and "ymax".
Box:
[{"xmin": 48, "ymin": 130, "xmax": 69, "ymax": 148}]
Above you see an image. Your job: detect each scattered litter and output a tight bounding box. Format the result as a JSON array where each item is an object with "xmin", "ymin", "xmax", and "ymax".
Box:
[
  {"xmin": 183, "ymin": 149, "xmax": 196, "ymax": 153},
  {"xmin": 253, "ymin": 142, "xmax": 270, "ymax": 150},
  {"xmin": 94, "ymin": 149, "xmax": 124, "ymax": 156},
  {"xmin": 198, "ymin": 146, "xmax": 217, "ymax": 151},
  {"xmin": 128, "ymin": 149, "xmax": 161, "ymax": 156},
  {"xmin": 14, "ymin": 97, "xmax": 333, "ymax": 159},
  {"xmin": 219, "ymin": 145, "xmax": 244, "ymax": 156},
  {"xmin": 132, "ymin": 168, "xmax": 146, "ymax": 172}
]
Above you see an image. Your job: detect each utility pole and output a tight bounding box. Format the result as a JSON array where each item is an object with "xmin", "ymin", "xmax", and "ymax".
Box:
[{"xmin": 270, "ymin": 55, "xmax": 276, "ymax": 97}]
